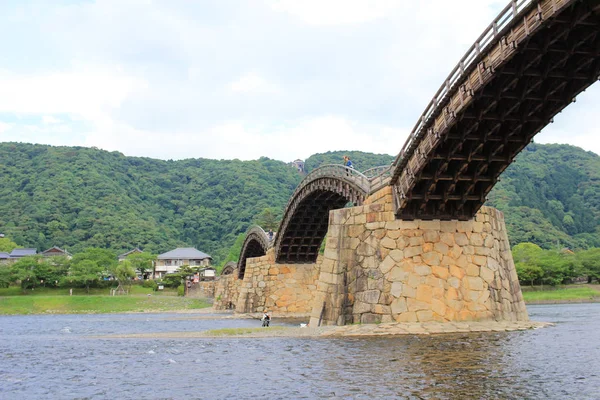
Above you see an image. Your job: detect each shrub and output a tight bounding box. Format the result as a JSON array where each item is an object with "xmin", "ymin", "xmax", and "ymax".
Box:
[
  {"xmin": 142, "ymin": 279, "xmax": 158, "ymax": 291},
  {"xmin": 177, "ymin": 286, "xmax": 185, "ymax": 297}
]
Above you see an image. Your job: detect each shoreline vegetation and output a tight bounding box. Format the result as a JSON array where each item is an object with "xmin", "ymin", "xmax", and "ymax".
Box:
[{"xmin": 0, "ymin": 284, "xmax": 598, "ymax": 316}]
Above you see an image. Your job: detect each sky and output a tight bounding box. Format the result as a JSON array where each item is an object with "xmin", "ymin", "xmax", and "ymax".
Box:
[{"xmin": 0, "ymin": 0, "xmax": 598, "ymax": 163}]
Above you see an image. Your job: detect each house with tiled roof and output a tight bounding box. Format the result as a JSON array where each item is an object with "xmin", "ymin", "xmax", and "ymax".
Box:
[
  {"xmin": 9, "ymin": 248, "xmax": 37, "ymax": 258},
  {"xmin": 118, "ymin": 248, "xmax": 143, "ymax": 261},
  {"xmin": 154, "ymin": 247, "xmax": 212, "ymax": 278},
  {"xmin": 0, "ymin": 252, "xmax": 10, "ymax": 265},
  {"xmin": 41, "ymin": 246, "xmax": 72, "ymax": 259}
]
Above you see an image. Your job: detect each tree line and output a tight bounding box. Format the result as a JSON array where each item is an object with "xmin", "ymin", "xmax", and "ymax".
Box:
[{"xmin": 0, "ymin": 142, "xmax": 599, "ymax": 268}]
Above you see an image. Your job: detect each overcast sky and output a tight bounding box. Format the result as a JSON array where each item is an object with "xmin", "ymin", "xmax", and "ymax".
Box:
[{"xmin": 0, "ymin": 0, "xmax": 598, "ymax": 162}]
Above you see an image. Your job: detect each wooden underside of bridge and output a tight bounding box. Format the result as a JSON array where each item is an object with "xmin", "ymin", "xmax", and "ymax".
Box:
[
  {"xmin": 394, "ymin": 0, "xmax": 600, "ymax": 220},
  {"xmin": 276, "ymin": 176, "xmax": 367, "ymax": 263}
]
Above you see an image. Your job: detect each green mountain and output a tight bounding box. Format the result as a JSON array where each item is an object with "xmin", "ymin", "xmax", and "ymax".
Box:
[
  {"xmin": 0, "ymin": 142, "xmax": 598, "ymax": 264},
  {"xmin": 486, "ymin": 142, "xmax": 600, "ymax": 249}
]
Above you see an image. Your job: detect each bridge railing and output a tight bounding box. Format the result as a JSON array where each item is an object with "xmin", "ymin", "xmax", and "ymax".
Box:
[
  {"xmin": 392, "ymin": 0, "xmax": 537, "ymax": 177},
  {"xmin": 301, "ymin": 164, "xmax": 371, "ymax": 193},
  {"xmin": 363, "ymin": 165, "xmax": 393, "ymax": 194}
]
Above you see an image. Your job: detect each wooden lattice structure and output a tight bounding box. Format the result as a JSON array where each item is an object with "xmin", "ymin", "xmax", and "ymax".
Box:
[
  {"xmin": 238, "ymin": 226, "xmax": 272, "ymax": 279},
  {"xmin": 391, "ymin": 0, "xmax": 600, "ymax": 220},
  {"xmin": 274, "ymin": 165, "xmax": 370, "ymax": 263}
]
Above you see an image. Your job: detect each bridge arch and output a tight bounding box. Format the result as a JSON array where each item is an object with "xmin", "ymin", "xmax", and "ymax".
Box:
[
  {"xmin": 274, "ymin": 165, "xmax": 370, "ymax": 263},
  {"xmin": 238, "ymin": 226, "xmax": 272, "ymax": 279},
  {"xmin": 391, "ymin": 0, "xmax": 600, "ymax": 220}
]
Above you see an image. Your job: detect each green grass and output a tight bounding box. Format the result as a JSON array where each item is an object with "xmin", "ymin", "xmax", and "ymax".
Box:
[
  {"xmin": 205, "ymin": 326, "xmax": 286, "ymax": 336},
  {"xmin": 0, "ymin": 286, "xmax": 178, "ymax": 297},
  {"xmin": 522, "ymin": 286, "xmax": 600, "ymax": 302},
  {"xmin": 0, "ymin": 290, "xmax": 211, "ymax": 315}
]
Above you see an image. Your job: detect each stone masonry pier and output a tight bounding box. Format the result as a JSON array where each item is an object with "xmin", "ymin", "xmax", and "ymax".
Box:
[{"xmin": 214, "ymin": 188, "xmax": 527, "ymax": 326}]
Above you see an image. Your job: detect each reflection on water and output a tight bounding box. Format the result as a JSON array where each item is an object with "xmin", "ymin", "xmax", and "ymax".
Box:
[{"xmin": 0, "ymin": 304, "xmax": 599, "ymax": 399}]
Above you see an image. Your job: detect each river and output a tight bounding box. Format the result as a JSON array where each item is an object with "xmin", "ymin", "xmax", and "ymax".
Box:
[{"xmin": 0, "ymin": 303, "xmax": 599, "ymax": 399}]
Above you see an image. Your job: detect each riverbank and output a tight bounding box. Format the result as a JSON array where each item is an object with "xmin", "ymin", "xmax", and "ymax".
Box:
[
  {"xmin": 0, "ymin": 294, "xmax": 211, "ymax": 315},
  {"xmin": 521, "ymin": 284, "xmax": 600, "ymax": 304},
  {"xmin": 95, "ymin": 319, "xmax": 552, "ymax": 339}
]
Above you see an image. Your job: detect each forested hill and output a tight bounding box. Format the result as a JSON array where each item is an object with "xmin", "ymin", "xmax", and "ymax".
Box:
[
  {"xmin": 0, "ymin": 143, "xmax": 302, "ymax": 262},
  {"xmin": 0, "ymin": 142, "xmax": 598, "ymax": 264},
  {"xmin": 486, "ymin": 143, "xmax": 600, "ymax": 249}
]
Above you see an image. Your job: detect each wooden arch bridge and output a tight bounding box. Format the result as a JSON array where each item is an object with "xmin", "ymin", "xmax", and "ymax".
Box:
[{"xmin": 237, "ymin": 0, "xmax": 599, "ymax": 271}]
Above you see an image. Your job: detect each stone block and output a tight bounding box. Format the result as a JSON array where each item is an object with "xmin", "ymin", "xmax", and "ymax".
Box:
[
  {"xmin": 448, "ymin": 277, "xmax": 461, "ymax": 289},
  {"xmin": 353, "ymin": 301, "xmax": 372, "ymax": 314},
  {"xmin": 431, "ymin": 298, "xmax": 447, "ymax": 317},
  {"xmin": 389, "ymin": 249, "xmax": 404, "ymax": 262},
  {"xmin": 434, "ymin": 242, "xmax": 449, "ymax": 255},
  {"xmin": 472, "ymin": 221, "xmax": 484, "ymax": 233},
  {"xmin": 422, "ymin": 243, "xmax": 434, "ymax": 253},
  {"xmin": 409, "ymin": 236, "xmax": 425, "ymax": 246},
  {"xmin": 387, "ymin": 266, "xmax": 409, "ymax": 282},
  {"xmin": 416, "ymin": 310, "xmax": 434, "ymax": 322},
  {"xmin": 440, "ymin": 232, "xmax": 455, "ymax": 246},
  {"xmin": 472, "ymin": 255, "xmax": 487, "ymax": 266},
  {"xmin": 396, "ymin": 237, "xmax": 408, "ymax": 249},
  {"xmin": 361, "ymin": 313, "xmax": 383, "ymax": 324},
  {"xmin": 403, "ymin": 285, "xmax": 416, "ymax": 298},
  {"xmin": 466, "ymin": 264, "xmax": 480, "ymax": 277},
  {"xmin": 404, "ymin": 246, "xmax": 423, "ymax": 258},
  {"xmin": 466, "ymin": 276, "xmax": 484, "ymax": 291},
  {"xmin": 416, "ymin": 284, "xmax": 433, "ymax": 303},
  {"xmin": 380, "ymin": 237, "xmax": 396, "ymax": 249},
  {"xmin": 408, "ymin": 274, "xmax": 424, "ymax": 288},
  {"xmin": 455, "ymin": 232, "xmax": 469, "ymax": 246},
  {"xmin": 399, "ymin": 221, "xmax": 418, "ymax": 230},
  {"xmin": 422, "ymin": 252, "xmax": 441, "ymax": 266},
  {"xmin": 407, "ymin": 298, "xmax": 430, "ymax": 311},
  {"xmin": 385, "ymin": 220, "xmax": 402, "ymax": 230},
  {"xmin": 390, "ymin": 282, "xmax": 403, "ymax": 298},
  {"xmin": 357, "ymin": 289, "xmax": 381, "ymax": 304},
  {"xmin": 456, "ymin": 220, "xmax": 474, "ymax": 233},
  {"xmin": 372, "ymin": 304, "xmax": 391, "ymax": 315},
  {"xmin": 394, "ymin": 311, "xmax": 418, "ymax": 322},
  {"xmin": 480, "ymin": 266, "xmax": 495, "ymax": 283},
  {"xmin": 470, "ymin": 233, "xmax": 484, "ymax": 246},
  {"xmin": 423, "ymin": 230, "xmax": 439, "ymax": 243},
  {"xmin": 419, "ymin": 220, "xmax": 440, "ymax": 230},
  {"xmin": 440, "ymin": 220, "xmax": 457, "ymax": 232},
  {"xmin": 432, "ymin": 265, "xmax": 449, "ymax": 280},
  {"xmin": 373, "ymin": 229, "xmax": 386, "ymax": 240},
  {"xmin": 380, "ymin": 256, "xmax": 396, "ymax": 274},
  {"xmin": 414, "ymin": 264, "xmax": 432, "ymax": 276},
  {"xmin": 387, "ymin": 229, "xmax": 402, "ymax": 240}
]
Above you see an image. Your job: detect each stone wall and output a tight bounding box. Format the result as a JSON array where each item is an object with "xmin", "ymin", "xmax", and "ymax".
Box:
[
  {"xmin": 309, "ymin": 205, "xmax": 528, "ymax": 326},
  {"xmin": 234, "ymin": 249, "xmax": 319, "ymax": 314},
  {"xmin": 213, "ymin": 274, "xmax": 241, "ymax": 310}
]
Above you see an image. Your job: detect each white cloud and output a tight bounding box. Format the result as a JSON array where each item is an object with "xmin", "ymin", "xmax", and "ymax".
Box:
[
  {"xmin": 228, "ymin": 73, "xmax": 279, "ymax": 94},
  {"xmin": 269, "ymin": 0, "xmax": 400, "ymax": 25},
  {"xmin": 42, "ymin": 115, "xmax": 61, "ymax": 124},
  {"xmin": 0, "ymin": 121, "xmax": 12, "ymax": 134},
  {"xmin": 0, "ymin": 0, "xmax": 597, "ymax": 162}
]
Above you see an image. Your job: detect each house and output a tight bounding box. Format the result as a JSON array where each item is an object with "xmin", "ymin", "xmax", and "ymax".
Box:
[
  {"xmin": 41, "ymin": 246, "xmax": 72, "ymax": 259},
  {"xmin": 291, "ymin": 159, "xmax": 305, "ymax": 173},
  {"xmin": 0, "ymin": 252, "xmax": 10, "ymax": 265},
  {"xmin": 118, "ymin": 248, "xmax": 143, "ymax": 262},
  {"xmin": 154, "ymin": 247, "xmax": 212, "ymax": 278},
  {"xmin": 199, "ymin": 266, "xmax": 216, "ymax": 281},
  {"xmin": 9, "ymin": 248, "xmax": 37, "ymax": 258}
]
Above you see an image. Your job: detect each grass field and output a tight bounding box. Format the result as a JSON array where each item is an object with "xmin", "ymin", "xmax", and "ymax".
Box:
[
  {"xmin": 0, "ymin": 286, "xmax": 211, "ymax": 315},
  {"xmin": 522, "ymin": 285, "xmax": 600, "ymax": 303}
]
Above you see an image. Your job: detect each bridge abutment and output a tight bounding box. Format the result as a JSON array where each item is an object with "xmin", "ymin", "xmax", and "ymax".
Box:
[{"xmin": 309, "ymin": 204, "xmax": 528, "ymax": 326}]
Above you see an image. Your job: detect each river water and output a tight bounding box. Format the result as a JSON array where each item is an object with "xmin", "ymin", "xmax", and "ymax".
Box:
[{"xmin": 0, "ymin": 303, "xmax": 599, "ymax": 399}]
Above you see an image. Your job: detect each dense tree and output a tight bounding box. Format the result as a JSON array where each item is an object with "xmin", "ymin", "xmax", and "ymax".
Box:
[
  {"xmin": 0, "ymin": 142, "xmax": 598, "ymax": 263},
  {"xmin": 126, "ymin": 252, "xmax": 156, "ymax": 279},
  {"xmin": 0, "ymin": 237, "xmax": 18, "ymax": 253},
  {"xmin": 113, "ymin": 260, "xmax": 136, "ymax": 293},
  {"xmin": 577, "ymin": 248, "xmax": 600, "ymax": 283}
]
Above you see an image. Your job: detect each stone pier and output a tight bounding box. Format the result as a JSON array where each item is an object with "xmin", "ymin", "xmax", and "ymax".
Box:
[{"xmin": 214, "ymin": 190, "xmax": 527, "ymax": 326}]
